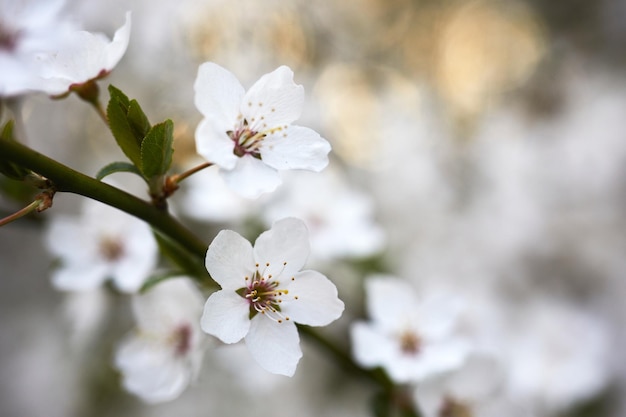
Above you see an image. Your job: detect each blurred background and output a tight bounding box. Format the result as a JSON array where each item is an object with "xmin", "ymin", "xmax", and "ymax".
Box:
[{"xmin": 2, "ymin": 0, "xmax": 626, "ymax": 416}]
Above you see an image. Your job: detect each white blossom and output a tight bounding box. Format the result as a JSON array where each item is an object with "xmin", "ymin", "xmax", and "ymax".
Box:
[
  {"xmin": 262, "ymin": 169, "xmax": 385, "ymax": 260},
  {"xmin": 415, "ymin": 355, "xmax": 528, "ymax": 417},
  {"xmin": 114, "ymin": 277, "xmax": 207, "ymax": 403},
  {"xmin": 44, "ymin": 198, "xmax": 158, "ymax": 293},
  {"xmin": 35, "ymin": 11, "xmax": 131, "ymax": 96},
  {"xmin": 503, "ymin": 299, "xmax": 612, "ymax": 414},
  {"xmin": 351, "ymin": 276, "xmax": 470, "ymax": 383},
  {"xmin": 200, "ymin": 217, "xmax": 344, "ymax": 376},
  {"xmin": 178, "ymin": 162, "xmax": 256, "ymax": 223},
  {"xmin": 193, "ymin": 62, "xmax": 331, "ymax": 198},
  {"xmin": 0, "ymin": 0, "xmax": 74, "ymax": 96}
]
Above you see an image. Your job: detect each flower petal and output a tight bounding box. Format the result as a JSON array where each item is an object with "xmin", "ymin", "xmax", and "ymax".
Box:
[
  {"xmin": 205, "ymin": 229, "xmax": 255, "ymax": 290},
  {"xmin": 408, "ymin": 338, "xmax": 471, "ymax": 381},
  {"xmin": 242, "ymin": 66, "xmax": 304, "ymax": 130},
  {"xmin": 350, "ymin": 322, "xmax": 396, "ymax": 369},
  {"xmin": 418, "ymin": 295, "xmax": 464, "ymax": 340},
  {"xmin": 132, "ymin": 277, "xmax": 204, "ymax": 334},
  {"xmin": 365, "ymin": 276, "xmax": 416, "ymax": 329},
  {"xmin": 253, "ymin": 217, "xmax": 310, "ymax": 278},
  {"xmin": 261, "ymin": 125, "xmax": 331, "ymax": 172},
  {"xmin": 194, "ymin": 62, "xmax": 244, "ymax": 126},
  {"xmin": 200, "ymin": 290, "xmax": 250, "ymax": 343},
  {"xmin": 111, "ymin": 231, "xmax": 158, "ymax": 293},
  {"xmin": 195, "ymin": 118, "xmax": 238, "ymax": 170},
  {"xmin": 36, "ymin": 11, "xmax": 131, "ymax": 95},
  {"xmin": 51, "ymin": 262, "xmax": 109, "ymax": 291},
  {"xmin": 245, "ymin": 315, "xmax": 302, "ymax": 376},
  {"xmin": 114, "ymin": 334, "xmax": 190, "ymax": 404},
  {"xmin": 110, "ymin": 257, "xmax": 149, "ymax": 293},
  {"xmin": 220, "ymin": 155, "xmax": 281, "ymax": 198},
  {"xmin": 45, "ymin": 216, "xmax": 98, "ymax": 261},
  {"xmin": 104, "ymin": 11, "xmax": 132, "ymax": 70},
  {"xmin": 282, "ymin": 270, "xmax": 344, "ymax": 326}
]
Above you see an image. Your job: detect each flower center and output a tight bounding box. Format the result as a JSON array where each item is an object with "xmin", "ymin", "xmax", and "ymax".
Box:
[
  {"xmin": 237, "ymin": 264, "xmax": 291, "ymax": 323},
  {"xmin": 399, "ymin": 330, "xmax": 422, "ymax": 355},
  {"xmin": 99, "ymin": 236, "xmax": 124, "ymax": 261},
  {"xmin": 227, "ymin": 116, "xmax": 288, "ymax": 158},
  {"xmin": 439, "ymin": 396, "xmax": 473, "ymax": 417},
  {"xmin": 172, "ymin": 324, "xmax": 193, "ymax": 356},
  {"xmin": 228, "ymin": 119, "xmax": 265, "ymax": 159},
  {"xmin": 0, "ymin": 23, "xmax": 19, "ymax": 52}
]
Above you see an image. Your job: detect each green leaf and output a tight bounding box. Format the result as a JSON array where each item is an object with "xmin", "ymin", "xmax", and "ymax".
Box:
[
  {"xmin": 127, "ymin": 99, "xmax": 151, "ymax": 141},
  {"xmin": 0, "ymin": 121, "xmax": 31, "ymax": 180},
  {"xmin": 105, "ymin": 85, "xmax": 154, "ymax": 173},
  {"xmin": 95, "ymin": 161, "xmax": 144, "ymax": 181},
  {"xmin": 141, "ymin": 119, "xmax": 174, "ymax": 178},
  {"xmin": 107, "ymin": 85, "xmax": 129, "ymax": 111},
  {"xmin": 107, "ymin": 87, "xmax": 142, "ymax": 168},
  {"xmin": 1, "ymin": 120, "xmax": 13, "ymax": 139}
]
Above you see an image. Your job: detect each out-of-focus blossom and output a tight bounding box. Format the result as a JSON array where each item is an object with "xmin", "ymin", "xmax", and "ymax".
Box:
[
  {"xmin": 200, "ymin": 217, "xmax": 344, "ymax": 376},
  {"xmin": 351, "ymin": 276, "xmax": 470, "ymax": 383},
  {"xmin": 178, "ymin": 162, "xmax": 256, "ymax": 223},
  {"xmin": 44, "ymin": 198, "xmax": 158, "ymax": 293},
  {"xmin": 114, "ymin": 277, "xmax": 207, "ymax": 403},
  {"xmin": 0, "ymin": 0, "xmax": 73, "ymax": 96},
  {"xmin": 262, "ymin": 169, "xmax": 385, "ymax": 261},
  {"xmin": 35, "ymin": 11, "xmax": 131, "ymax": 96},
  {"xmin": 503, "ymin": 299, "xmax": 612, "ymax": 414},
  {"xmin": 193, "ymin": 62, "xmax": 331, "ymax": 198},
  {"xmin": 415, "ymin": 355, "xmax": 528, "ymax": 417}
]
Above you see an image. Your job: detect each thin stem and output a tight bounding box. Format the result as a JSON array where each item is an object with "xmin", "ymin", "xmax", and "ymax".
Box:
[
  {"xmin": 171, "ymin": 161, "xmax": 213, "ymax": 184},
  {"xmin": 0, "ymin": 138, "xmax": 207, "ymax": 258},
  {"xmin": 91, "ymin": 99, "xmax": 109, "ymax": 125},
  {"xmin": 161, "ymin": 162, "xmax": 213, "ymax": 202},
  {"xmin": 69, "ymin": 78, "xmax": 108, "ymax": 125},
  {"xmin": 0, "ymin": 199, "xmax": 41, "ymax": 227}
]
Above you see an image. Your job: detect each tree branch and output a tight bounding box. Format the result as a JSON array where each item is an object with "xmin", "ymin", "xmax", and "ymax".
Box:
[{"xmin": 0, "ymin": 138, "xmax": 208, "ymax": 258}]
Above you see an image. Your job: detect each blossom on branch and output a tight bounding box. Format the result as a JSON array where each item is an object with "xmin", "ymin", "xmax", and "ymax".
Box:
[
  {"xmin": 193, "ymin": 62, "xmax": 331, "ymax": 198},
  {"xmin": 414, "ymin": 355, "xmax": 527, "ymax": 417},
  {"xmin": 114, "ymin": 277, "xmax": 207, "ymax": 403},
  {"xmin": 35, "ymin": 11, "xmax": 132, "ymax": 97},
  {"xmin": 0, "ymin": 0, "xmax": 73, "ymax": 96},
  {"xmin": 200, "ymin": 217, "xmax": 344, "ymax": 376},
  {"xmin": 44, "ymin": 198, "xmax": 158, "ymax": 293},
  {"xmin": 262, "ymin": 169, "xmax": 386, "ymax": 261},
  {"xmin": 350, "ymin": 276, "xmax": 470, "ymax": 383}
]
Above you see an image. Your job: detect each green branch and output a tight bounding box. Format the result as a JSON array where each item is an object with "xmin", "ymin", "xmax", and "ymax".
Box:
[{"xmin": 0, "ymin": 138, "xmax": 207, "ymax": 259}]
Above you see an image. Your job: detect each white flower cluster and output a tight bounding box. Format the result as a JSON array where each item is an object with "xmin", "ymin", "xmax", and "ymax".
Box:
[
  {"xmin": 30, "ymin": 9, "xmax": 347, "ymax": 402},
  {"xmin": 4, "ymin": 2, "xmax": 619, "ymax": 417}
]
